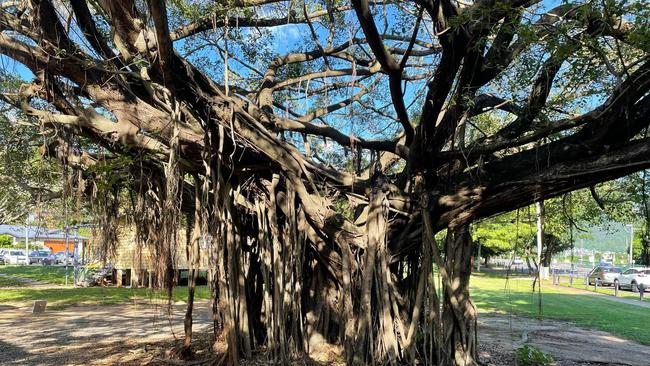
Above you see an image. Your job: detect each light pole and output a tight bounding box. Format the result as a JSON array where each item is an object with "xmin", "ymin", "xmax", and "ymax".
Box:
[
  {"xmin": 64, "ymin": 224, "xmax": 69, "ymax": 286},
  {"xmin": 536, "ymin": 201, "xmax": 548, "ymax": 279},
  {"xmin": 73, "ymin": 226, "xmax": 79, "ymax": 288},
  {"xmin": 24, "ymin": 214, "xmax": 34, "ymax": 265},
  {"xmin": 24, "ymin": 217, "xmax": 28, "ymax": 265},
  {"xmin": 626, "ymin": 224, "xmax": 634, "ymax": 266}
]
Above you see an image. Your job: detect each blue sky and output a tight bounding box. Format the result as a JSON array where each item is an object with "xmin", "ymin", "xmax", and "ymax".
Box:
[{"xmin": 0, "ymin": 0, "xmax": 615, "ymax": 142}]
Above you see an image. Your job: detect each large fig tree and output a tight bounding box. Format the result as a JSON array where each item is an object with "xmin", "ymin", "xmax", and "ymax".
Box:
[{"xmin": 1, "ymin": 0, "xmax": 649, "ymax": 364}]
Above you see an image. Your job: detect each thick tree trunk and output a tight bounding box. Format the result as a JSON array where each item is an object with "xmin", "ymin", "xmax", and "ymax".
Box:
[{"xmin": 347, "ymin": 181, "xmax": 406, "ymax": 365}]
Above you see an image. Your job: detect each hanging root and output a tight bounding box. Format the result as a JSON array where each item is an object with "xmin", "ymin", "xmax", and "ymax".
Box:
[{"xmin": 90, "ymin": 179, "xmax": 120, "ymax": 264}]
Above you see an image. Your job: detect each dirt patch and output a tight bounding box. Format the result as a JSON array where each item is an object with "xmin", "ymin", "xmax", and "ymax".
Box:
[
  {"xmin": 478, "ymin": 313, "xmax": 650, "ymax": 366},
  {"xmin": 0, "ymin": 301, "xmax": 340, "ymax": 366},
  {"xmin": 1, "ymin": 302, "xmax": 649, "ymax": 365},
  {"xmin": 0, "ymin": 300, "xmax": 214, "ymax": 365}
]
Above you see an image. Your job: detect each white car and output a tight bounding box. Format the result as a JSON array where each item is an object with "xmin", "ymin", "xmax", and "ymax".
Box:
[
  {"xmin": 614, "ymin": 268, "xmax": 650, "ymax": 292},
  {"xmin": 5, "ymin": 250, "xmax": 28, "ymax": 265}
]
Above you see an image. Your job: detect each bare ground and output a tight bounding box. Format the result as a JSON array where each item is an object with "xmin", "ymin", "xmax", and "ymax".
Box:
[
  {"xmin": 1, "ymin": 300, "xmax": 650, "ymax": 365},
  {"xmin": 0, "ymin": 300, "xmax": 215, "ymax": 366},
  {"xmin": 478, "ymin": 314, "xmax": 650, "ymax": 366}
]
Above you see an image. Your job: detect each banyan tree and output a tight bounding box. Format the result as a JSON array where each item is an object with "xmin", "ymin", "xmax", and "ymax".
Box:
[{"xmin": 1, "ymin": 0, "xmax": 649, "ymax": 364}]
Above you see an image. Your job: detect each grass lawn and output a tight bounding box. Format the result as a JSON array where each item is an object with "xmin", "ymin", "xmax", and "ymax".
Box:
[
  {"xmin": 471, "ymin": 272, "xmax": 650, "ymax": 345},
  {"xmin": 0, "ymin": 265, "xmax": 70, "ymax": 285},
  {"xmin": 0, "ymin": 265, "xmax": 211, "ymax": 309},
  {"xmin": 0, "ymin": 275, "xmax": 23, "ymax": 287},
  {"xmin": 0, "ymin": 285, "xmax": 211, "ymax": 310}
]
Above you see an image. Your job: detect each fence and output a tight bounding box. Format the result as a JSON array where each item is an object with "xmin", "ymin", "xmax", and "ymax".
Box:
[{"xmin": 550, "ymin": 269, "xmax": 648, "ymax": 302}]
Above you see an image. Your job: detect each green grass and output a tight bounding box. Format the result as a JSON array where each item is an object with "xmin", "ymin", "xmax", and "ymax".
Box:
[
  {"xmin": 0, "ymin": 265, "xmax": 212, "ymax": 309},
  {"xmin": 0, "ymin": 285, "xmax": 211, "ymax": 309},
  {"xmin": 0, "ymin": 275, "xmax": 23, "ymax": 287},
  {"xmin": 0, "ymin": 265, "xmax": 70, "ymax": 285},
  {"xmin": 471, "ymin": 273, "xmax": 650, "ymax": 345}
]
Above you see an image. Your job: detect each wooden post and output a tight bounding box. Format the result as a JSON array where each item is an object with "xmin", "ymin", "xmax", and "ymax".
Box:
[
  {"xmin": 32, "ymin": 300, "xmax": 47, "ymax": 313},
  {"xmin": 148, "ymin": 270, "xmax": 153, "ymax": 289},
  {"xmin": 640, "ymin": 284, "xmax": 645, "ymax": 301}
]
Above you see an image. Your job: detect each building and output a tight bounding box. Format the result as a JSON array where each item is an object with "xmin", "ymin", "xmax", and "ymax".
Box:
[
  {"xmin": 111, "ymin": 226, "xmax": 210, "ymax": 287},
  {"xmin": 0, "ymin": 225, "xmax": 87, "ymax": 254}
]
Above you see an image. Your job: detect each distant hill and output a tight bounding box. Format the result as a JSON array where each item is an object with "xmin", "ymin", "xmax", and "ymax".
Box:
[{"xmin": 575, "ymin": 222, "xmax": 632, "ymax": 252}]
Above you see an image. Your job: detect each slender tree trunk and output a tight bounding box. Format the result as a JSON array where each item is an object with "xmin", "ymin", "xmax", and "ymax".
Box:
[
  {"xmin": 440, "ymin": 226, "xmax": 478, "ymax": 366},
  {"xmin": 182, "ymin": 180, "xmax": 202, "ymax": 355}
]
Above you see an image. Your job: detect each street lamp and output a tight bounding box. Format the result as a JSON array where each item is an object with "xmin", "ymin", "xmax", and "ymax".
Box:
[{"xmin": 626, "ymin": 224, "xmax": 634, "ymax": 267}]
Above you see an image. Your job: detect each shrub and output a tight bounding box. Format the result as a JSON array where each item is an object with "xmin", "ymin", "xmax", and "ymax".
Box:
[
  {"xmin": 516, "ymin": 345, "xmax": 554, "ymax": 366},
  {"xmin": 0, "ymin": 235, "xmax": 13, "ymax": 248}
]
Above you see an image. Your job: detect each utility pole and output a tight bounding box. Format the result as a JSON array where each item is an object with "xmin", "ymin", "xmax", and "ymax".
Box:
[
  {"xmin": 24, "ymin": 214, "xmax": 35, "ymax": 265},
  {"xmin": 476, "ymin": 241, "xmax": 482, "ymax": 272},
  {"xmin": 24, "ymin": 216, "xmax": 29, "ymax": 265},
  {"xmin": 627, "ymin": 224, "xmax": 634, "ymax": 266},
  {"xmin": 73, "ymin": 227, "xmax": 79, "ymax": 288},
  {"xmin": 536, "ymin": 201, "xmax": 547, "ymax": 279},
  {"xmin": 64, "ymin": 224, "xmax": 69, "ymax": 286}
]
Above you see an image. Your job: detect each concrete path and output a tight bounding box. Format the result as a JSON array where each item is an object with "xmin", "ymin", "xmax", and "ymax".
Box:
[{"xmin": 550, "ymin": 284, "xmax": 650, "ymax": 309}]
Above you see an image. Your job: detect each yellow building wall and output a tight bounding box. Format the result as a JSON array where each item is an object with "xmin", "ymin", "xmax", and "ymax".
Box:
[{"xmin": 112, "ymin": 226, "xmax": 210, "ymax": 270}]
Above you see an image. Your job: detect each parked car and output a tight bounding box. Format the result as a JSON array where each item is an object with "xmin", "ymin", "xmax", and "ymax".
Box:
[
  {"xmin": 29, "ymin": 250, "xmax": 51, "ymax": 265},
  {"xmin": 0, "ymin": 249, "xmax": 8, "ymax": 264},
  {"xmin": 5, "ymin": 250, "xmax": 28, "ymax": 265},
  {"xmin": 587, "ymin": 265, "xmax": 621, "ymax": 286},
  {"xmin": 52, "ymin": 251, "xmax": 74, "ymax": 265},
  {"xmin": 614, "ymin": 268, "xmax": 650, "ymax": 292},
  {"xmin": 41, "ymin": 253, "xmax": 57, "ymax": 266}
]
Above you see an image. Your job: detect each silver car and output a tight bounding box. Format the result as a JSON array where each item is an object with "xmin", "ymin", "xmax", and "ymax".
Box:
[
  {"xmin": 614, "ymin": 268, "xmax": 650, "ymax": 292},
  {"xmin": 29, "ymin": 250, "xmax": 51, "ymax": 264},
  {"xmin": 588, "ymin": 266, "xmax": 621, "ymax": 286}
]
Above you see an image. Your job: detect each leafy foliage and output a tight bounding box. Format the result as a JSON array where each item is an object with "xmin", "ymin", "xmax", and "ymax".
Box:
[
  {"xmin": 516, "ymin": 345, "xmax": 554, "ymax": 366},
  {"xmin": 0, "ymin": 235, "xmax": 13, "ymax": 248}
]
